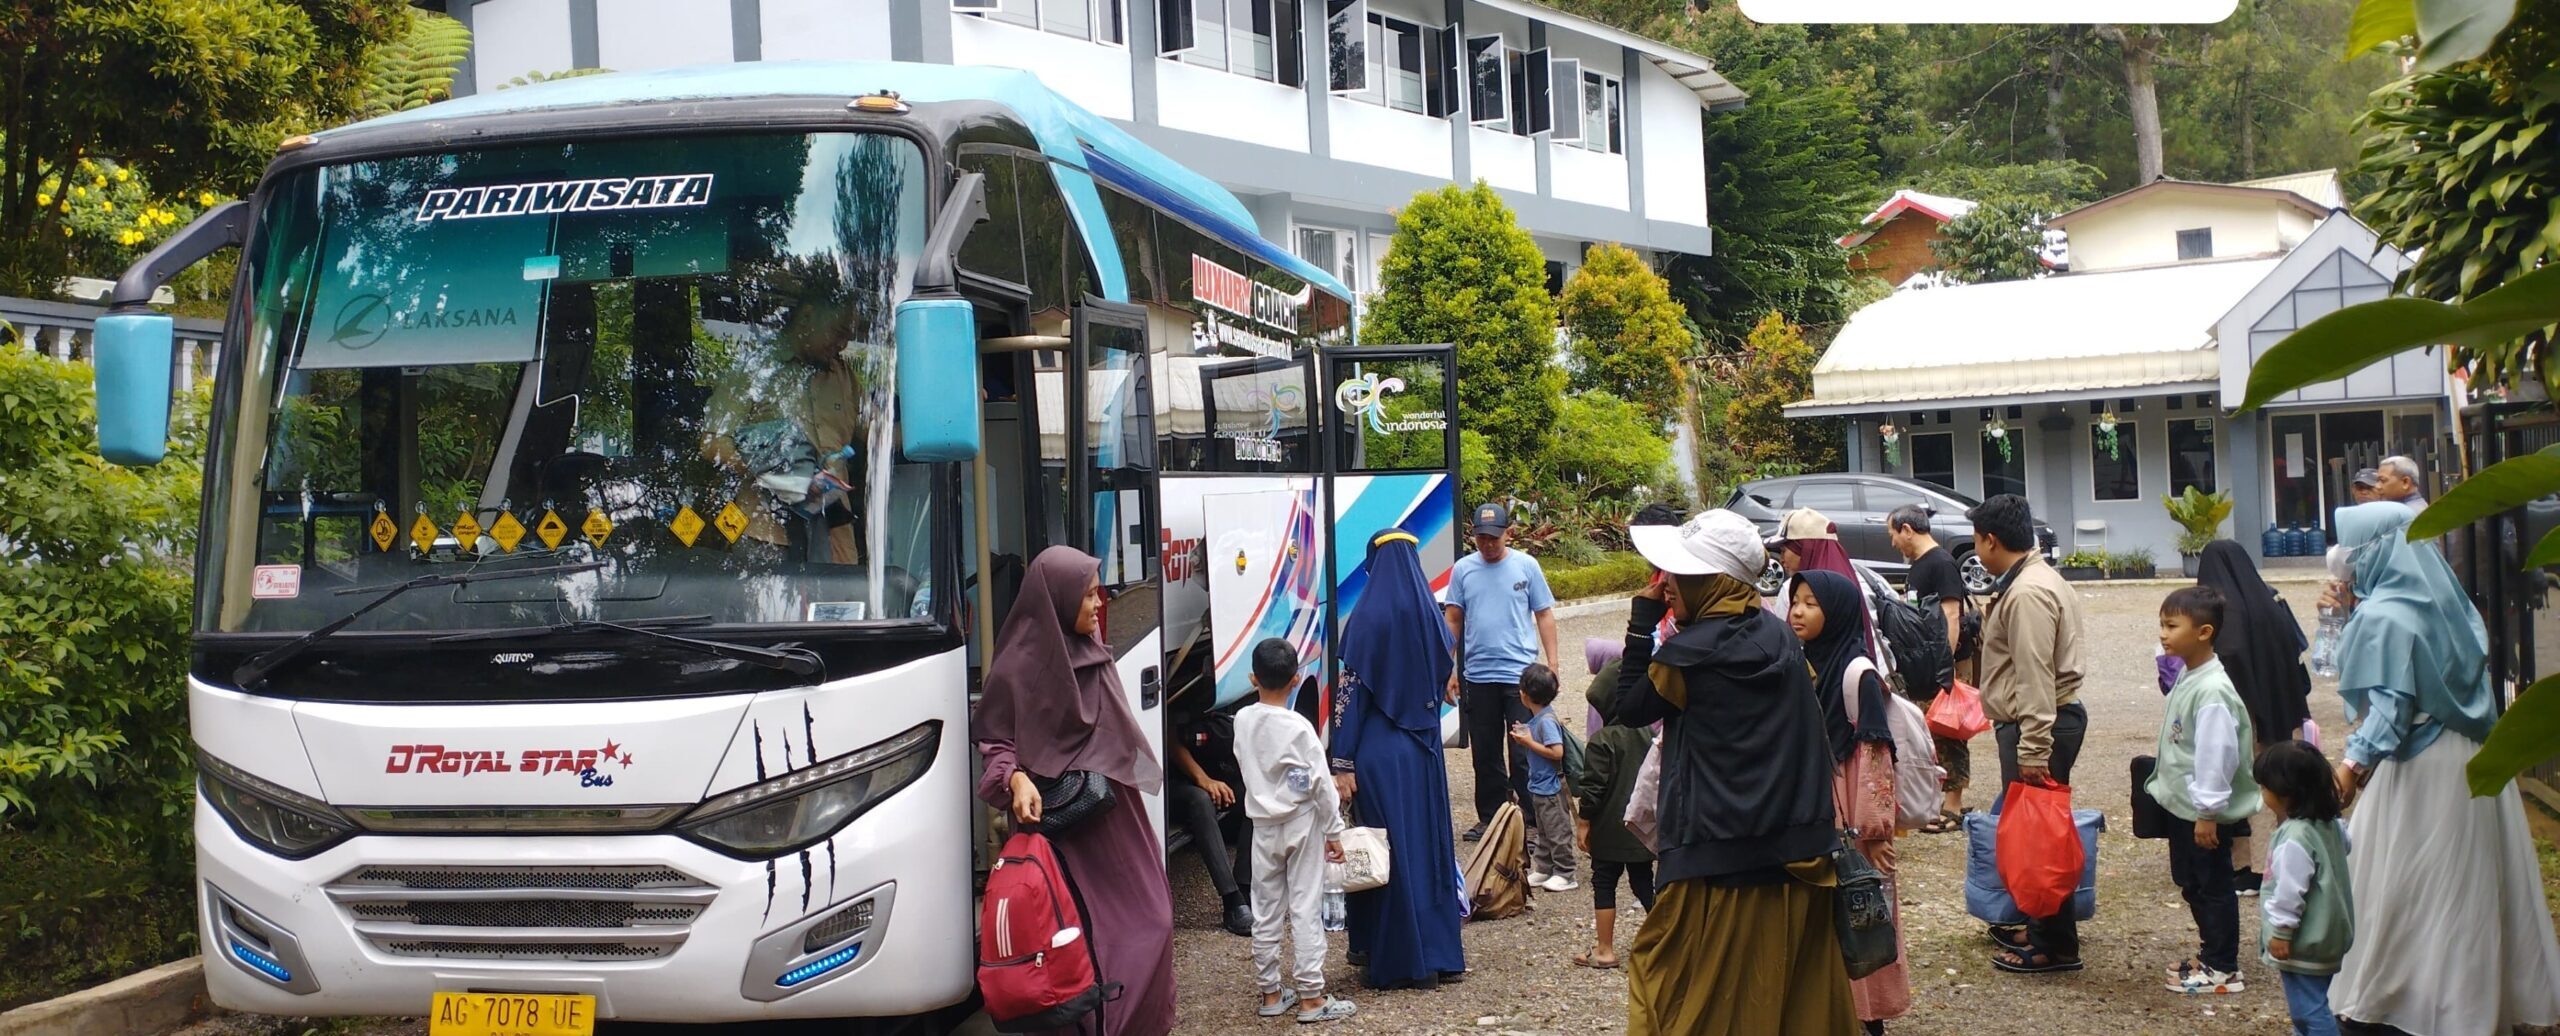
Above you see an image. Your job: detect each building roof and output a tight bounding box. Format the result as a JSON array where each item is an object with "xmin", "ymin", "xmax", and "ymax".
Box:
[
  {"xmin": 2230, "ymin": 169, "xmax": 2345, "ymax": 209},
  {"xmin": 1837, "ymin": 189, "xmax": 1978, "ymax": 247},
  {"xmin": 310, "ymin": 60, "xmax": 1350, "ymax": 299},
  {"xmin": 1488, "ymin": 0, "xmax": 1747, "ymax": 111},
  {"xmin": 1785, "ymin": 256, "xmax": 2282, "ymax": 415},
  {"xmin": 2047, "ymin": 178, "xmax": 2332, "ymax": 228}
]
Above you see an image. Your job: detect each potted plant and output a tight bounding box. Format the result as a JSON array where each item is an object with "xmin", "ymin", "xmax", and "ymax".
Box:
[
  {"xmin": 2109, "ymin": 547, "xmax": 2157, "ymax": 580},
  {"xmin": 2059, "ymin": 550, "xmax": 2108, "ymax": 581},
  {"xmin": 2163, "ymin": 487, "xmax": 2234, "ymax": 578}
]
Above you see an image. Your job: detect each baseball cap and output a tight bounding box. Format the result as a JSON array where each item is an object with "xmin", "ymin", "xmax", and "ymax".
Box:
[
  {"xmin": 2351, "ymin": 468, "xmax": 2382, "ymax": 488},
  {"xmin": 1631, "ymin": 509, "xmax": 1766, "ymax": 580},
  {"xmin": 1469, "ymin": 502, "xmax": 1514, "ymax": 536},
  {"xmin": 1778, "ymin": 508, "xmax": 1838, "ymax": 542}
]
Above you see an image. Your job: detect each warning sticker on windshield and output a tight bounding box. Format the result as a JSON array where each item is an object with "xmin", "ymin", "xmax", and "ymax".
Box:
[
  {"xmin": 252, "ymin": 565, "xmax": 302, "ymax": 600},
  {"xmin": 416, "ymin": 174, "xmax": 715, "ymax": 222}
]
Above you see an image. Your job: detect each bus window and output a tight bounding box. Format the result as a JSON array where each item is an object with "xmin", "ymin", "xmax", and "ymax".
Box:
[
  {"xmin": 1183, "ymin": 354, "xmax": 1314, "ymax": 472},
  {"xmin": 1331, "ymin": 352, "xmax": 1454, "ymax": 472},
  {"xmin": 1079, "ymin": 304, "xmax": 1158, "ymax": 590},
  {"xmin": 956, "ymin": 153, "xmax": 1026, "ymax": 289}
]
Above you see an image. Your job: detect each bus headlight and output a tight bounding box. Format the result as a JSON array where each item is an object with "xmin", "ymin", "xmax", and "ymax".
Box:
[
  {"xmin": 198, "ymin": 753, "xmax": 355, "ymax": 859},
  {"xmin": 677, "ymin": 721, "xmax": 940, "ymax": 859}
]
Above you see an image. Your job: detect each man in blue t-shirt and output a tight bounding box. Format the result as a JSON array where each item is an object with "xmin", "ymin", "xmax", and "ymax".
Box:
[{"xmin": 1444, "ymin": 501, "xmax": 1558, "ymax": 840}]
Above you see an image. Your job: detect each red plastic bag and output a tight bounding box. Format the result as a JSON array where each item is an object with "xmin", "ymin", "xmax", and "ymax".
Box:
[
  {"xmin": 1927, "ymin": 679, "xmax": 1991, "ymax": 741},
  {"xmin": 1995, "ymin": 780, "xmax": 2084, "ymax": 920}
]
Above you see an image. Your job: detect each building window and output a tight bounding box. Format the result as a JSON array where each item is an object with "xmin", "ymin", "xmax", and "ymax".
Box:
[
  {"xmin": 2168, "ymin": 417, "xmax": 2216, "ymax": 495},
  {"xmin": 2176, "ymin": 227, "xmax": 2213, "ymax": 261},
  {"xmin": 1352, "ymin": 14, "xmax": 1443, "ymax": 113},
  {"xmin": 1911, "ymin": 432, "xmax": 1954, "ymax": 493},
  {"xmin": 1570, "ymin": 70, "xmax": 1622, "ymax": 154},
  {"xmin": 2091, "ymin": 421, "xmax": 2142, "ymax": 501},
  {"xmin": 1982, "ymin": 431, "xmax": 2027, "ymax": 499},
  {"xmin": 1295, "ymin": 226, "xmax": 1360, "ymax": 294},
  {"xmin": 965, "ymin": 0, "xmax": 1125, "ymax": 44},
  {"xmin": 1178, "ymin": 0, "xmax": 1303, "ymax": 84},
  {"xmin": 1465, "ymin": 34, "xmax": 1507, "ymax": 130}
]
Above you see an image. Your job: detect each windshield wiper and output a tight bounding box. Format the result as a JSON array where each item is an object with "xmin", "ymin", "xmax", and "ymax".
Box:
[
  {"xmin": 233, "ymin": 562, "xmax": 605, "ymax": 689},
  {"xmin": 433, "ymin": 617, "xmax": 821, "ymax": 675}
]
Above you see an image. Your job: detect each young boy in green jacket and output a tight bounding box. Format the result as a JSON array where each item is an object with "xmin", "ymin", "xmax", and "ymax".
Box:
[
  {"xmin": 2149, "ymin": 585, "xmax": 2262, "ymax": 996},
  {"xmin": 1571, "ymin": 659, "xmax": 1656, "ymax": 970}
]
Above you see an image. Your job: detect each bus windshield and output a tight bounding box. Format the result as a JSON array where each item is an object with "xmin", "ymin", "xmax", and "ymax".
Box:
[{"xmin": 202, "ymin": 131, "xmax": 939, "ymax": 636}]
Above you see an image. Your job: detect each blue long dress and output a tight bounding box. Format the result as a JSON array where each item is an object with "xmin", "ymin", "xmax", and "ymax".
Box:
[{"xmin": 1330, "ymin": 532, "xmax": 1467, "ymax": 989}]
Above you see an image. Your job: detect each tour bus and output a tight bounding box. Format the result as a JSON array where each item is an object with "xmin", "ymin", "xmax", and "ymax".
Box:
[{"xmin": 90, "ymin": 61, "xmax": 1460, "ymax": 1028}]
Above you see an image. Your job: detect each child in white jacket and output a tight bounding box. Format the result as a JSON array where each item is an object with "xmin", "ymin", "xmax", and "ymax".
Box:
[{"xmin": 1234, "ymin": 638, "xmax": 1355, "ymax": 1024}]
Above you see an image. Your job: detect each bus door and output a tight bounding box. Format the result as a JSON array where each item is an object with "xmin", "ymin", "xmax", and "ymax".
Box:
[
  {"xmin": 1321, "ymin": 346, "xmax": 1461, "ymax": 740},
  {"xmin": 1070, "ymin": 299, "xmax": 1166, "ymax": 835},
  {"xmin": 1190, "ymin": 352, "xmax": 1325, "ymax": 715}
]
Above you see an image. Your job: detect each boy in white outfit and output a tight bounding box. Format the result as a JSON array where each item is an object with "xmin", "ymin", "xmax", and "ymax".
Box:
[{"xmin": 1234, "ymin": 638, "xmax": 1357, "ymax": 1024}]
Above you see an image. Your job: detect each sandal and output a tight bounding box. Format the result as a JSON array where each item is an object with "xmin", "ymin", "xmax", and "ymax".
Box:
[
  {"xmin": 1920, "ymin": 810, "xmax": 1962, "ymax": 835},
  {"xmin": 1572, "ymin": 950, "xmax": 1621, "ymax": 970},
  {"xmin": 1991, "ymin": 947, "xmax": 2083, "ymax": 974},
  {"xmin": 1986, "ymin": 924, "xmax": 2030, "ymax": 949}
]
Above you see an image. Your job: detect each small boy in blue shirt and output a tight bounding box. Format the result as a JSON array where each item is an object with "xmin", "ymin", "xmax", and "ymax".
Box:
[{"xmin": 1508, "ymin": 663, "xmax": 1577, "ymax": 892}]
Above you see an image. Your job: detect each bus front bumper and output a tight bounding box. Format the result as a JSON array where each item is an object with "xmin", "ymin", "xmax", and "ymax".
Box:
[{"xmin": 194, "ymin": 791, "xmax": 975, "ymax": 1021}]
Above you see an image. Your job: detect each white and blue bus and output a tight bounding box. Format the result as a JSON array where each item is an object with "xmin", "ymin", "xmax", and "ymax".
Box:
[{"xmin": 91, "ymin": 61, "xmax": 1459, "ymax": 1028}]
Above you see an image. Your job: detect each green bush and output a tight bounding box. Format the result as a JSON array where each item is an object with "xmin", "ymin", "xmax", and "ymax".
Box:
[
  {"xmin": 1546, "ymin": 552, "xmax": 1655, "ymax": 602},
  {"xmin": 1539, "ymin": 392, "xmax": 1672, "ymax": 502},
  {"xmin": 0, "ymin": 350, "xmax": 204, "ymax": 1007}
]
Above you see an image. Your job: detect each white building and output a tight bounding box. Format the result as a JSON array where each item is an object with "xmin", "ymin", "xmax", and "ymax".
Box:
[
  {"xmin": 426, "ymin": 0, "xmax": 1743, "ymax": 293},
  {"xmin": 1788, "ymin": 171, "xmax": 2457, "ymax": 565}
]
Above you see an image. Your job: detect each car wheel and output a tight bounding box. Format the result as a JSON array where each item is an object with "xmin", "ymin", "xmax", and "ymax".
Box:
[
  {"xmin": 1756, "ymin": 556, "xmax": 1785, "ymax": 597},
  {"xmin": 1957, "ymin": 550, "xmax": 1994, "ymax": 595}
]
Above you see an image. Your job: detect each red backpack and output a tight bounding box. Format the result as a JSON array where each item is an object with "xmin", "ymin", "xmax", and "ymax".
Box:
[{"xmin": 978, "ymin": 831, "xmax": 1111, "ymax": 1032}]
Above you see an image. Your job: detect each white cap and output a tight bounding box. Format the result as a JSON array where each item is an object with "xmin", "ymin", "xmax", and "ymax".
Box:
[{"xmin": 1630, "ymin": 510, "xmax": 1767, "ymax": 581}]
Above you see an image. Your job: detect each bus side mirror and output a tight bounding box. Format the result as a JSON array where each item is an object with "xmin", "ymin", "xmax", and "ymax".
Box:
[
  {"xmin": 896, "ymin": 297, "xmax": 981, "ymax": 461},
  {"xmin": 93, "ymin": 310, "xmax": 176, "ymax": 466}
]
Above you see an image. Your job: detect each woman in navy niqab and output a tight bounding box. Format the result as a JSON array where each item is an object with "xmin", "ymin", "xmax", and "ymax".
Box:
[{"xmin": 1329, "ymin": 529, "xmax": 1468, "ymax": 989}]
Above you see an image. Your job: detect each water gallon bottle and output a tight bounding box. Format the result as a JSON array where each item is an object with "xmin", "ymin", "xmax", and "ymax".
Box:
[
  {"xmin": 2263, "ymin": 523, "xmax": 2288, "ymax": 558},
  {"xmin": 1322, "ymin": 877, "xmax": 1347, "ymax": 932},
  {"xmin": 2309, "ymin": 602, "xmax": 2346, "ymax": 679},
  {"xmin": 2287, "ymin": 524, "xmax": 2312, "ymax": 558}
]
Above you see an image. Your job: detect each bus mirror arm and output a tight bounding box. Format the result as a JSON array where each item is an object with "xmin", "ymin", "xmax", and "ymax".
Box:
[
  {"xmin": 109, "ymin": 200, "xmax": 251, "ymax": 311},
  {"xmin": 913, "ymin": 172, "xmax": 987, "ymax": 296}
]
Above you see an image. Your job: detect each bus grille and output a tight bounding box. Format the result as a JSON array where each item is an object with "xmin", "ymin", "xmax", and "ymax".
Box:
[{"xmin": 328, "ymin": 865, "xmax": 713, "ymax": 962}]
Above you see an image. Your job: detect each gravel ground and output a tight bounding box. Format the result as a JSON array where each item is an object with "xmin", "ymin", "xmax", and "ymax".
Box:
[{"xmin": 178, "ymin": 577, "xmax": 2560, "ymax": 1036}]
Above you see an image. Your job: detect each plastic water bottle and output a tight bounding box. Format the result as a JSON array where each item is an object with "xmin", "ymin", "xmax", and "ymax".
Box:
[
  {"xmin": 2309, "ymin": 603, "xmax": 2346, "ymax": 679},
  {"xmin": 1321, "ymin": 879, "xmax": 1347, "ymax": 932}
]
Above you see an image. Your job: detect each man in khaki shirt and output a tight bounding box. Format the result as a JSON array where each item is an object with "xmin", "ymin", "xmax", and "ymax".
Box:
[{"xmin": 1969, "ymin": 494, "xmax": 2089, "ymax": 976}]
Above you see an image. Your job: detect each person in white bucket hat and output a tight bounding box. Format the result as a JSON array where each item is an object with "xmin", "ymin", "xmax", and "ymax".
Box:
[{"xmin": 1611, "ymin": 509, "xmax": 1855, "ymax": 1035}]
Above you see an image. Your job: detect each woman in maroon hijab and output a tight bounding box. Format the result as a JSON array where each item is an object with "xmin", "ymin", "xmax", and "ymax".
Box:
[{"xmin": 975, "ymin": 546, "xmax": 1176, "ymax": 1035}]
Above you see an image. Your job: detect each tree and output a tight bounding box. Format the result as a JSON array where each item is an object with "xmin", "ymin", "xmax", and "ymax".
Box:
[
  {"xmin": 1910, "ymin": 159, "xmax": 2105, "ymax": 212},
  {"xmin": 1930, "ymin": 199, "xmax": 2050, "ymax": 284},
  {"xmin": 1726, "ymin": 311, "xmax": 1839, "ymax": 471},
  {"xmin": 0, "ymin": 0, "xmax": 409, "ymax": 294},
  {"xmin": 2094, "ymin": 25, "xmax": 2170, "ymax": 183},
  {"xmin": 356, "ymin": 9, "xmax": 473, "ymax": 118},
  {"xmin": 1560, "ymin": 243, "xmax": 1693, "ymax": 425},
  {"xmin": 1540, "ymin": 392, "xmax": 1673, "ymax": 500},
  {"xmin": 1364, "ymin": 182, "xmax": 1564, "ymax": 490}
]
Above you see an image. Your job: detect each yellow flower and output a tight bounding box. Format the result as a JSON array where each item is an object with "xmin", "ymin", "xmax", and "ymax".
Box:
[
  {"xmin": 92, "ymin": 175, "xmax": 105, "ymax": 188},
  {"xmin": 112, "ymin": 168, "xmax": 130, "ymax": 183},
  {"xmin": 34, "ymin": 193, "xmax": 48, "ymax": 207},
  {"xmin": 198, "ymin": 192, "xmax": 216, "ymax": 206},
  {"xmin": 70, "ymin": 186, "xmax": 85, "ymax": 198},
  {"xmin": 99, "ymin": 200, "xmax": 113, "ymax": 212},
  {"xmin": 62, "ymin": 226, "xmax": 74, "ymax": 237}
]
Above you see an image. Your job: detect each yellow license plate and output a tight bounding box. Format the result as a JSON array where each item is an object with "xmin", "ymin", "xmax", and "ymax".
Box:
[{"xmin": 428, "ymin": 992, "xmax": 596, "ymax": 1036}]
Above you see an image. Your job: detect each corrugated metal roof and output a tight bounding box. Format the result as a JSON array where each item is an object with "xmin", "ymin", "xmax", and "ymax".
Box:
[
  {"xmin": 1481, "ymin": 0, "xmax": 1747, "ymax": 111},
  {"xmin": 2230, "ymin": 169, "xmax": 2345, "ymax": 209},
  {"xmin": 1788, "ymin": 257, "xmax": 2280, "ymax": 413}
]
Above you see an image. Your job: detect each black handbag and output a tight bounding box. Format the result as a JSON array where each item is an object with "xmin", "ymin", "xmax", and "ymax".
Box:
[
  {"xmin": 1832, "ymin": 835, "xmax": 1899, "ymax": 980},
  {"xmin": 1032, "ymin": 770, "xmax": 1116, "ymax": 836},
  {"xmin": 2130, "ymin": 756, "xmax": 2178, "ymax": 840}
]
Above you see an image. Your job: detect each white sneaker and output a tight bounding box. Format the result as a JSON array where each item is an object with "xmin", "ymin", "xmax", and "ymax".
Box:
[
  {"xmin": 2166, "ymin": 967, "xmax": 2244, "ymax": 995},
  {"xmin": 1542, "ymin": 874, "xmax": 1579, "ymax": 892},
  {"xmin": 1527, "ymin": 871, "xmax": 1550, "ymax": 886}
]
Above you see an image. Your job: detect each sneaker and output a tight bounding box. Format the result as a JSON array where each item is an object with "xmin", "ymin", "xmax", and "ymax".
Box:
[
  {"xmin": 1297, "ymin": 996, "xmax": 1357, "ymax": 1023},
  {"xmin": 2167, "ymin": 968, "xmax": 2244, "ymax": 995},
  {"xmin": 2234, "ymin": 870, "xmax": 2263, "ymax": 896},
  {"xmin": 1527, "ymin": 871, "xmax": 1551, "ymax": 887},
  {"xmin": 1542, "ymin": 874, "xmax": 1580, "ymax": 892},
  {"xmin": 1462, "ymin": 822, "xmax": 1486, "ymax": 842},
  {"xmin": 1222, "ymin": 901, "xmax": 1255, "ymax": 938}
]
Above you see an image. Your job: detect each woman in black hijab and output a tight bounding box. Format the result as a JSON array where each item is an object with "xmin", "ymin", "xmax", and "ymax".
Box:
[{"xmin": 2192, "ymin": 539, "xmax": 2312, "ymax": 892}]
